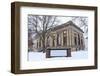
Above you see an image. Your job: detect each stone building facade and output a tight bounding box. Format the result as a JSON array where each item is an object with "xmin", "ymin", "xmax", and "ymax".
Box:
[{"xmin": 33, "ymin": 21, "xmax": 85, "ymax": 51}]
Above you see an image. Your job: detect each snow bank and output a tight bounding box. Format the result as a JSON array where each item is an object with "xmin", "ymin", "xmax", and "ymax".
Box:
[{"xmin": 28, "ymin": 50, "xmax": 88, "ymax": 61}]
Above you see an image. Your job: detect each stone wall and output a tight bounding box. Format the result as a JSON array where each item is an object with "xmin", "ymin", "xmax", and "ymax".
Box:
[{"xmin": 34, "ymin": 25, "xmax": 85, "ymax": 51}]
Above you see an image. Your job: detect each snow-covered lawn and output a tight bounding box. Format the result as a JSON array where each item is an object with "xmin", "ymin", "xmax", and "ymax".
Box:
[{"xmin": 28, "ymin": 50, "xmax": 88, "ymax": 61}]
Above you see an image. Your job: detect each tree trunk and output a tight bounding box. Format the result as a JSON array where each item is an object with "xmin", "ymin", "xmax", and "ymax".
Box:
[{"xmin": 42, "ymin": 39, "xmax": 46, "ymax": 53}]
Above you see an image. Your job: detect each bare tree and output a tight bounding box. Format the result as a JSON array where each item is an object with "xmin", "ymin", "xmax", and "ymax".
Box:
[
  {"xmin": 28, "ymin": 15, "xmax": 59, "ymax": 52},
  {"xmin": 71, "ymin": 16, "xmax": 88, "ymax": 39}
]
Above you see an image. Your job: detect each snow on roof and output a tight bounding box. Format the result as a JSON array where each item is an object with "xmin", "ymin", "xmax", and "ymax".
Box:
[{"xmin": 51, "ymin": 21, "xmax": 84, "ymax": 33}]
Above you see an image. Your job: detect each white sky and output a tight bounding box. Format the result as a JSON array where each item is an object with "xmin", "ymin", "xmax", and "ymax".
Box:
[{"xmin": 56, "ymin": 16, "xmax": 72, "ymax": 25}]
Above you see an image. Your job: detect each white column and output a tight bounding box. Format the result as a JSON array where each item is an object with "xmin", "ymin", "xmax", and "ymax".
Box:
[
  {"xmin": 68, "ymin": 29, "xmax": 71, "ymax": 47},
  {"xmin": 61, "ymin": 32, "xmax": 63, "ymax": 47},
  {"xmin": 71, "ymin": 30, "xmax": 74, "ymax": 46},
  {"xmin": 67, "ymin": 30, "xmax": 69, "ymax": 47}
]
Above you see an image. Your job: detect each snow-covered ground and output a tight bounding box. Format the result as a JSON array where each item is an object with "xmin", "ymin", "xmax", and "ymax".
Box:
[{"xmin": 28, "ymin": 50, "xmax": 88, "ymax": 61}]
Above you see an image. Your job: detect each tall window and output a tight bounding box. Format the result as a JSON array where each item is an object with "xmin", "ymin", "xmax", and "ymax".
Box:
[
  {"xmin": 81, "ymin": 38, "xmax": 84, "ymax": 50},
  {"xmin": 47, "ymin": 36, "xmax": 50, "ymax": 47},
  {"xmin": 74, "ymin": 34, "xmax": 77, "ymax": 45},
  {"xmin": 39, "ymin": 39, "xmax": 41, "ymax": 47},
  {"xmin": 52, "ymin": 33, "xmax": 55, "ymax": 47},
  {"xmin": 78, "ymin": 34, "xmax": 80, "ymax": 45},
  {"xmin": 57, "ymin": 33, "xmax": 61, "ymax": 46},
  {"xmin": 63, "ymin": 31, "xmax": 67, "ymax": 46},
  {"xmin": 37, "ymin": 41, "xmax": 38, "ymax": 48},
  {"xmin": 81, "ymin": 38, "xmax": 83, "ymax": 46}
]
